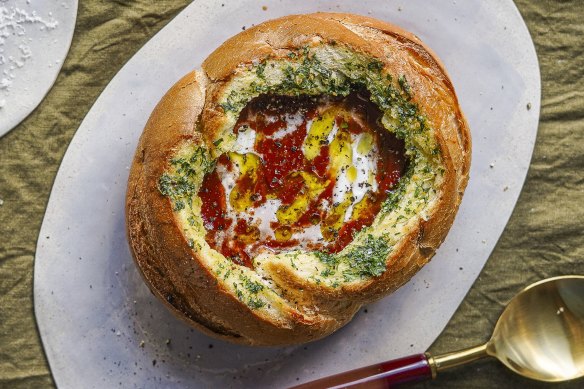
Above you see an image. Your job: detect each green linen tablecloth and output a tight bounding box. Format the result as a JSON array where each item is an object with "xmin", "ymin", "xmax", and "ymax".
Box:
[{"xmin": 1, "ymin": 1, "xmax": 582, "ymax": 388}]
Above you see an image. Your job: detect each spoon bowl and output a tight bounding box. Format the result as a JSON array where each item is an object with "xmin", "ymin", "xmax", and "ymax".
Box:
[{"xmin": 488, "ymin": 276, "xmax": 584, "ymax": 382}]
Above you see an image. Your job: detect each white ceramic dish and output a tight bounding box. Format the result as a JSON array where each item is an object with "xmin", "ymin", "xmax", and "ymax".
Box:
[
  {"xmin": 34, "ymin": 1, "xmax": 540, "ymax": 387},
  {"xmin": 0, "ymin": 0, "xmax": 77, "ymax": 138}
]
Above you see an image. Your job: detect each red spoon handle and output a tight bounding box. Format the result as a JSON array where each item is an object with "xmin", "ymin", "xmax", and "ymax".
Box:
[{"xmin": 291, "ymin": 353, "xmax": 434, "ymax": 389}]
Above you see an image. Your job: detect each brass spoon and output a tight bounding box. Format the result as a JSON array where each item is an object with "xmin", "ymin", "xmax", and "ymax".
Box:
[{"xmin": 292, "ymin": 275, "xmax": 584, "ymax": 388}]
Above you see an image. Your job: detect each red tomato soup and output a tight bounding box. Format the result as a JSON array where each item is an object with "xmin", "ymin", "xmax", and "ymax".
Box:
[{"xmin": 198, "ymin": 91, "xmax": 407, "ymax": 268}]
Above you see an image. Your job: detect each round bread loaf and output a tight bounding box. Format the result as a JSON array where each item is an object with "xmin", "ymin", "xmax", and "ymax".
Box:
[{"xmin": 126, "ymin": 13, "xmax": 471, "ymax": 346}]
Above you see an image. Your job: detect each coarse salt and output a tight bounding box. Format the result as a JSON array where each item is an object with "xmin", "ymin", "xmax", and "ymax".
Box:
[{"xmin": 0, "ymin": 2, "xmax": 59, "ymax": 110}]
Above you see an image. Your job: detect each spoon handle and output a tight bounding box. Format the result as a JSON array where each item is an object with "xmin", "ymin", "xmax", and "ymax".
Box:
[{"xmin": 290, "ymin": 353, "xmax": 435, "ymax": 388}]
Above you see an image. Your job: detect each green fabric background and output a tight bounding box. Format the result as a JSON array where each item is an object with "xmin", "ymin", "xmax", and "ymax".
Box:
[{"xmin": 0, "ymin": 1, "xmax": 582, "ymax": 388}]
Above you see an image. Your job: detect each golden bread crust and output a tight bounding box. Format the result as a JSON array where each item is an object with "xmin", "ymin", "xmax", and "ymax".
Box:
[{"xmin": 126, "ymin": 13, "xmax": 471, "ymax": 345}]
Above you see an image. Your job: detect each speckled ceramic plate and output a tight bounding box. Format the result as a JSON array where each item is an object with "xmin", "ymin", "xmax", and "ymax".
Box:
[
  {"xmin": 34, "ymin": 1, "xmax": 540, "ymax": 387},
  {"xmin": 0, "ymin": 0, "xmax": 77, "ymax": 138}
]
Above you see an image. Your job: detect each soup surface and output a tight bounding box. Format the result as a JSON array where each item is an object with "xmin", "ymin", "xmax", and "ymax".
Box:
[{"xmin": 198, "ymin": 92, "xmax": 407, "ymax": 268}]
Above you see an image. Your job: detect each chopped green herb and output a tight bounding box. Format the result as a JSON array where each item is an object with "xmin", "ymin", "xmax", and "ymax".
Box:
[
  {"xmin": 398, "ymin": 75, "xmax": 412, "ymax": 98},
  {"xmin": 158, "ymin": 146, "xmax": 214, "ymax": 212},
  {"xmin": 320, "ymin": 268, "xmax": 335, "ymax": 277},
  {"xmin": 240, "ymin": 275, "xmax": 264, "ymax": 294},
  {"xmin": 367, "ymin": 60, "xmax": 384, "ymax": 71},
  {"xmin": 256, "ymin": 62, "xmax": 266, "ymax": 78},
  {"xmin": 315, "ymin": 251, "xmax": 338, "ymax": 267},
  {"xmin": 248, "ymin": 298, "xmax": 266, "ymax": 310},
  {"xmin": 343, "ymin": 234, "xmax": 391, "ymax": 278},
  {"xmin": 173, "ymin": 200, "xmax": 185, "ymax": 212}
]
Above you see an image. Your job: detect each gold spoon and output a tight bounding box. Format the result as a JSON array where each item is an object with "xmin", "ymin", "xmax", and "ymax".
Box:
[{"xmin": 292, "ymin": 275, "xmax": 584, "ymax": 388}]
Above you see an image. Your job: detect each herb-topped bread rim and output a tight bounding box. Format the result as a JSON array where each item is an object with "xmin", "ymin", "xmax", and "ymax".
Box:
[{"xmin": 126, "ymin": 13, "xmax": 471, "ymax": 346}]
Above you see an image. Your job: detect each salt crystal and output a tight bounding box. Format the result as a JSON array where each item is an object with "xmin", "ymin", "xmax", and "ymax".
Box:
[{"xmin": 0, "ymin": 78, "xmax": 11, "ymax": 89}]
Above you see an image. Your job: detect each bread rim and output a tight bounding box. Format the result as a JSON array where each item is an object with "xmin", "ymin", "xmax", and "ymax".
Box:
[{"xmin": 126, "ymin": 12, "xmax": 471, "ymax": 346}]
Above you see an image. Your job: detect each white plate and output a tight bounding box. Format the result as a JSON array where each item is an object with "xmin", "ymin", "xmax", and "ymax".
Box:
[
  {"xmin": 0, "ymin": 0, "xmax": 77, "ymax": 138},
  {"xmin": 34, "ymin": 1, "xmax": 540, "ymax": 387}
]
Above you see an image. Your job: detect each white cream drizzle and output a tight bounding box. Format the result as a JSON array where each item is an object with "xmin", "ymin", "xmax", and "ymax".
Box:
[
  {"xmin": 292, "ymin": 223, "xmax": 325, "ymax": 243},
  {"xmin": 271, "ymin": 112, "xmax": 305, "ymax": 139},
  {"xmin": 232, "ymin": 126, "xmax": 257, "ymax": 154},
  {"xmin": 249, "ymin": 199, "xmax": 280, "ymax": 239}
]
